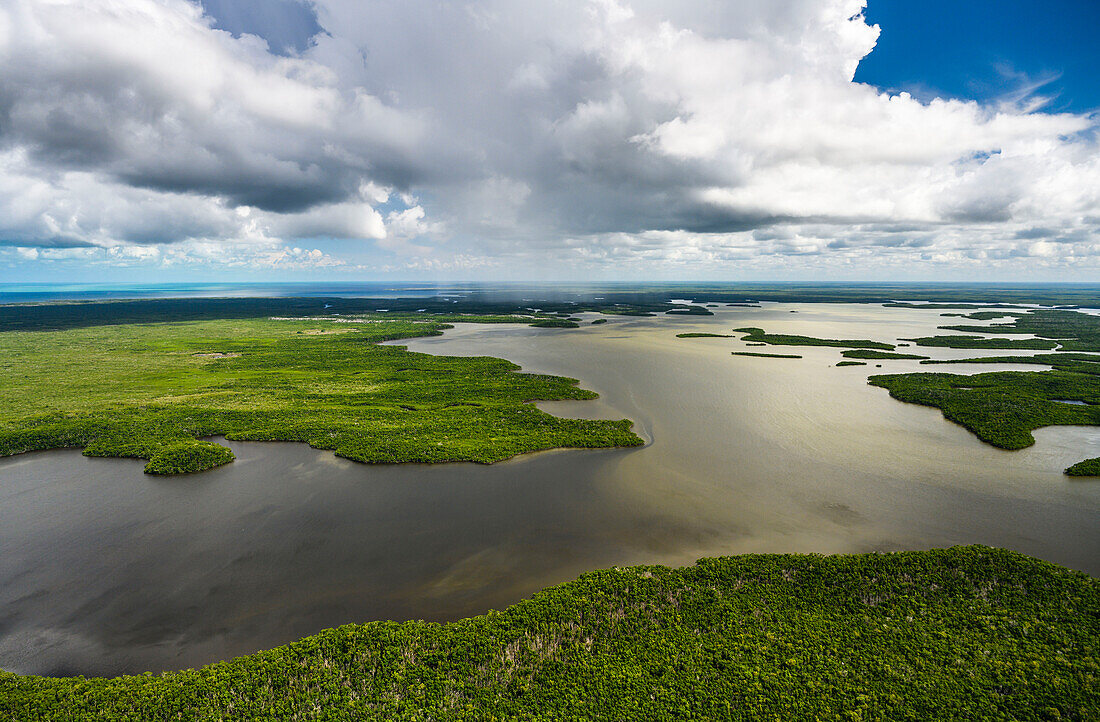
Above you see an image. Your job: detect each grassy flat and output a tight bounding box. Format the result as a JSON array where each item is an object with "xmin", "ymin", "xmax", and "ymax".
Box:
[
  {"xmin": 836, "ymin": 360, "xmax": 867, "ymax": 367},
  {"xmin": 734, "ymin": 327, "xmax": 894, "ymax": 350},
  {"xmin": 0, "ymin": 318, "xmax": 641, "ymax": 473},
  {"xmin": 1, "ymin": 547, "xmax": 1095, "ymax": 720}
]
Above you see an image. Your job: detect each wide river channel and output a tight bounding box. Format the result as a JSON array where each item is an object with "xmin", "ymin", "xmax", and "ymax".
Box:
[{"xmin": 2, "ymin": 303, "xmax": 1098, "ymax": 676}]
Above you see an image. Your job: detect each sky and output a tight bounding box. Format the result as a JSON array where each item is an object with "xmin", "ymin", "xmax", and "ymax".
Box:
[{"xmin": 1, "ymin": 0, "xmax": 1098, "ymax": 283}]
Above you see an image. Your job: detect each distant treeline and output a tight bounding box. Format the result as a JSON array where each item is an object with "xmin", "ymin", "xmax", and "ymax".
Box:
[{"xmin": 3, "ymin": 284, "xmax": 1098, "ymax": 332}]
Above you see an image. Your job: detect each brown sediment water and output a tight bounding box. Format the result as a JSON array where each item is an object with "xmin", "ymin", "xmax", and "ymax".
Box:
[{"xmin": 1, "ymin": 303, "xmax": 1097, "ymax": 677}]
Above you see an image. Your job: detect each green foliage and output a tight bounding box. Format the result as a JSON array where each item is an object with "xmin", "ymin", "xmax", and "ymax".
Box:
[
  {"xmin": 143, "ymin": 440, "xmax": 235, "ymax": 475},
  {"xmin": 940, "ymin": 311, "xmax": 1027, "ymax": 320},
  {"xmin": 6, "ymin": 288, "xmax": 1100, "ymax": 333},
  {"xmin": 1, "ymin": 547, "xmax": 1095, "ymax": 720},
  {"xmin": 937, "ymin": 309, "xmax": 1100, "ymax": 352},
  {"xmin": 836, "ymin": 361, "xmax": 867, "ymax": 367},
  {"xmin": 882, "ymin": 314, "xmax": 1100, "ymax": 472},
  {"xmin": 528, "ymin": 319, "xmax": 580, "ymax": 328},
  {"xmin": 598, "ymin": 308, "xmax": 656, "ymax": 316},
  {"xmin": 868, "ymin": 370, "xmax": 1100, "ymax": 466},
  {"xmin": 665, "ymin": 306, "xmax": 714, "ymax": 315},
  {"xmin": 907, "ymin": 335, "xmax": 1058, "ymax": 350},
  {"xmin": 734, "ymin": 327, "xmax": 894, "ymax": 350},
  {"xmin": 732, "ymin": 351, "xmax": 802, "ymax": 359},
  {"xmin": 921, "ymin": 353, "xmax": 1100, "ymax": 376},
  {"xmin": 0, "ymin": 319, "xmax": 641, "ymax": 473},
  {"xmin": 885, "ymin": 303, "xmax": 1030, "ymax": 310},
  {"xmin": 590, "ymin": 318, "xmax": 608, "ymax": 324},
  {"xmin": 1065, "ymin": 457, "xmax": 1100, "ymax": 476},
  {"xmin": 676, "ymin": 332, "xmax": 732, "ymax": 338},
  {"xmin": 842, "ymin": 350, "xmax": 929, "ymax": 360}
]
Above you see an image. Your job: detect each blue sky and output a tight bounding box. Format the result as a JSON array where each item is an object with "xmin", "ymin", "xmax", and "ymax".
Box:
[
  {"xmin": 856, "ymin": 0, "xmax": 1100, "ymax": 114},
  {"xmin": 1, "ymin": 0, "xmax": 1097, "ymax": 283}
]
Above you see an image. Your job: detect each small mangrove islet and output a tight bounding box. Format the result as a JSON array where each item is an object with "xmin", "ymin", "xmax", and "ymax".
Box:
[
  {"xmin": 676, "ymin": 332, "xmax": 733, "ymax": 338},
  {"xmin": 906, "ymin": 335, "xmax": 1059, "ymax": 350},
  {"xmin": 841, "ymin": 349, "xmax": 930, "ymax": 360},
  {"xmin": 732, "ymin": 351, "xmax": 803, "ymax": 359},
  {"xmin": 734, "ymin": 327, "xmax": 894, "ymax": 350}
]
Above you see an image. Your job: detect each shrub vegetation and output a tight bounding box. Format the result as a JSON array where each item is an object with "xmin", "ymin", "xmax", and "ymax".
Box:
[{"xmin": 142, "ymin": 440, "xmax": 236, "ymax": 475}]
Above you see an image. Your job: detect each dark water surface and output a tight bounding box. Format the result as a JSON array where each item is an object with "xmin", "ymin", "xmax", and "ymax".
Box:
[{"xmin": 2, "ymin": 303, "xmax": 1098, "ymax": 676}]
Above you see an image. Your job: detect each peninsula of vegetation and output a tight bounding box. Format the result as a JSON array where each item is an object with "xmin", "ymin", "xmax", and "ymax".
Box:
[
  {"xmin": 1, "ymin": 547, "xmax": 1094, "ymax": 720},
  {"xmin": 1065, "ymin": 457, "xmax": 1100, "ymax": 476},
  {"xmin": 867, "ymin": 307, "xmax": 1100, "ymax": 475},
  {"xmin": 0, "ymin": 317, "xmax": 642, "ymax": 474}
]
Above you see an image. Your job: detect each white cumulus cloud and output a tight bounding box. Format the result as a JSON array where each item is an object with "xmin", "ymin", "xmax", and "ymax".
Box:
[{"xmin": 0, "ymin": 0, "xmax": 1096, "ymax": 277}]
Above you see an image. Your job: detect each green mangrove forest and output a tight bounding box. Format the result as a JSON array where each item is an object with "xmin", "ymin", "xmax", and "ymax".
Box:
[
  {"xmin": 676, "ymin": 332, "xmax": 733, "ymax": 338},
  {"xmin": 863, "ymin": 306, "xmax": 1100, "ymax": 475},
  {"xmin": 937, "ymin": 309, "xmax": 1100, "ymax": 352},
  {"xmin": 1065, "ymin": 457, "xmax": 1100, "ymax": 476},
  {"xmin": 733, "ymin": 328, "xmax": 894, "ymax": 350},
  {"xmin": 1, "ymin": 547, "xmax": 1095, "ymax": 720},
  {"xmin": 841, "ymin": 350, "xmax": 930, "ymax": 360},
  {"xmin": 732, "ymin": 351, "xmax": 803, "ymax": 359},
  {"xmin": 0, "ymin": 318, "xmax": 641, "ymax": 474},
  {"xmin": 906, "ymin": 336, "xmax": 1059, "ymax": 350}
]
